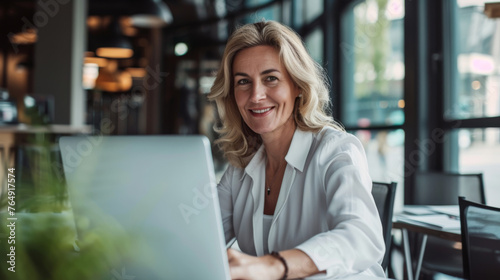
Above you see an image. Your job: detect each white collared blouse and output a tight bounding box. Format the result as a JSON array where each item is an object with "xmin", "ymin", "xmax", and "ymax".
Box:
[{"xmin": 217, "ymin": 127, "xmax": 385, "ymax": 279}]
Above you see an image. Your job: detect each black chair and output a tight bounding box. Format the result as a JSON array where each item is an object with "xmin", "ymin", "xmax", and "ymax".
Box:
[
  {"xmin": 412, "ymin": 172, "xmax": 485, "ymax": 279},
  {"xmin": 372, "ymin": 181, "xmax": 397, "ymax": 271},
  {"xmin": 413, "ymin": 172, "xmax": 485, "ymax": 205},
  {"xmin": 459, "ymin": 197, "xmax": 500, "ymax": 280}
]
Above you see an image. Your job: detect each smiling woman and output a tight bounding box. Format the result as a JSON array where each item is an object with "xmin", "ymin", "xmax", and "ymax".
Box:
[{"xmin": 208, "ymin": 21, "xmax": 385, "ymax": 280}]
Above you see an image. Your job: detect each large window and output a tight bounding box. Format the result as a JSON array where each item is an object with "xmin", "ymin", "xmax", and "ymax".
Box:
[
  {"xmin": 338, "ymin": 0, "xmax": 500, "ymax": 208},
  {"xmin": 445, "ymin": 0, "xmax": 500, "ymax": 206},
  {"xmin": 341, "ymin": 0, "xmax": 405, "ymax": 210},
  {"xmin": 446, "ymin": 1, "xmax": 500, "ymax": 119},
  {"xmin": 342, "ymin": 0, "xmax": 405, "ymax": 128}
]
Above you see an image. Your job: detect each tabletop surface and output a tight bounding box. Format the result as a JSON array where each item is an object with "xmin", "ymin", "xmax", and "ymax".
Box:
[{"xmin": 393, "ymin": 205, "xmax": 462, "ymax": 242}]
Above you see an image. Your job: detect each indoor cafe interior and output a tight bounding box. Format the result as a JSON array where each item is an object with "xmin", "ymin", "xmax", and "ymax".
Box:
[{"xmin": 0, "ymin": 0, "xmax": 499, "ymax": 280}]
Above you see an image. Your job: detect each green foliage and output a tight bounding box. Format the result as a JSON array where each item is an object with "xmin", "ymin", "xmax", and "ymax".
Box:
[
  {"xmin": 354, "ymin": 0, "xmax": 390, "ymax": 98},
  {"xmin": 0, "ymin": 133, "xmax": 134, "ymax": 279},
  {"xmin": 13, "ymin": 136, "xmax": 68, "ymax": 213}
]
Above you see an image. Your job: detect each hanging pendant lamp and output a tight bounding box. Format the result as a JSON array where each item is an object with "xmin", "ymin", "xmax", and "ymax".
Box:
[{"xmin": 96, "ymin": 18, "xmax": 134, "ymax": 59}]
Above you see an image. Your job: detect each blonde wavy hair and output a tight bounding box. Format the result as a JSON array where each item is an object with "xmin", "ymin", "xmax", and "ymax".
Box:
[{"xmin": 208, "ymin": 20, "xmax": 344, "ymax": 168}]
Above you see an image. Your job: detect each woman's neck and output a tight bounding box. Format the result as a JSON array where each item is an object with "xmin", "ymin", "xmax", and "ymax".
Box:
[{"xmin": 261, "ymin": 119, "xmax": 296, "ymax": 170}]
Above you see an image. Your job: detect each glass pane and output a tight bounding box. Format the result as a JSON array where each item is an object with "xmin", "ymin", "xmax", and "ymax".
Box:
[
  {"xmin": 304, "ymin": 0, "xmax": 323, "ymax": 23},
  {"xmin": 304, "ymin": 27, "xmax": 323, "ymax": 64},
  {"xmin": 451, "ymin": 128, "xmax": 500, "ymax": 207},
  {"xmin": 217, "ymin": 20, "xmax": 229, "ymax": 41},
  {"xmin": 222, "ymin": 0, "xmax": 245, "ymax": 13},
  {"xmin": 240, "ymin": 3, "xmax": 281, "ymax": 23},
  {"xmin": 341, "ymin": 0, "xmax": 405, "ymax": 128},
  {"xmin": 245, "ymin": 0, "xmax": 273, "ymax": 8},
  {"xmin": 352, "ymin": 129, "xmax": 405, "ymax": 212},
  {"xmin": 282, "ymin": 0, "xmax": 292, "ymax": 26},
  {"xmin": 294, "ymin": 0, "xmax": 323, "ymax": 27},
  {"xmin": 446, "ymin": 1, "xmax": 500, "ymax": 119}
]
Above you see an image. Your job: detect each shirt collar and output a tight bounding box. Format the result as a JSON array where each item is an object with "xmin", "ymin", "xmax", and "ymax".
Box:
[
  {"xmin": 244, "ymin": 128, "xmax": 313, "ymax": 177},
  {"xmin": 243, "ymin": 144, "xmax": 266, "ymax": 180},
  {"xmin": 285, "ymin": 129, "xmax": 312, "ymax": 172}
]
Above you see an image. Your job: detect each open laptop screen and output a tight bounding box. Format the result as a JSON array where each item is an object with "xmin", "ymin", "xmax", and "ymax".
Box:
[{"xmin": 59, "ymin": 135, "xmax": 230, "ymax": 280}]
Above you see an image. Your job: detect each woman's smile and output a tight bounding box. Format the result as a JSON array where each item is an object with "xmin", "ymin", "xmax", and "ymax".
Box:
[{"xmin": 249, "ymin": 107, "xmax": 274, "ymax": 117}]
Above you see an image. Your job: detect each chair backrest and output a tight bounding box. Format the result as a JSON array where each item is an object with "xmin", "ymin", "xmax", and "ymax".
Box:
[
  {"xmin": 414, "ymin": 172, "xmax": 485, "ymax": 205},
  {"xmin": 372, "ymin": 181, "xmax": 397, "ymax": 270},
  {"xmin": 459, "ymin": 197, "xmax": 500, "ymax": 280}
]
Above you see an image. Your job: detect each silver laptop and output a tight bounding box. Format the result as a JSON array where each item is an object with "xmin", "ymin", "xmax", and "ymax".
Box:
[{"xmin": 59, "ymin": 135, "xmax": 230, "ymax": 280}]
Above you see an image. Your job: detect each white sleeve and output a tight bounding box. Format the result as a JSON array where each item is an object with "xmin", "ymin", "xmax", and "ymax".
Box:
[
  {"xmin": 295, "ymin": 135, "xmax": 385, "ymax": 278},
  {"xmin": 217, "ymin": 165, "xmax": 236, "ymax": 244}
]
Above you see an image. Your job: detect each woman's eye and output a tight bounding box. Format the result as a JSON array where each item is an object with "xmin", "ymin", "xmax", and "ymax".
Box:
[
  {"xmin": 237, "ymin": 79, "xmax": 250, "ymax": 85},
  {"xmin": 266, "ymin": 76, "xmax": 278, "ymax": 82}
]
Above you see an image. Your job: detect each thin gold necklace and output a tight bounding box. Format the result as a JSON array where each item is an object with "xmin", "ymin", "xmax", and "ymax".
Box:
[{"xmin": 266, "ymin": 159, "xmax": 286, "ymax": 195}]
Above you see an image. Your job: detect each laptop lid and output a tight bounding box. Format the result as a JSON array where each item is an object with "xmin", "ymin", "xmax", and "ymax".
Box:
[{"xmin": 59, "ymin": 135, "xmax": 230, "ymax": 280}]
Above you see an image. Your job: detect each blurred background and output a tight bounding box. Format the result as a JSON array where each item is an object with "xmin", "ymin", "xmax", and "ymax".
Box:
[{"xmin": 0, "ymin": 0, "xmax": 499, "ymax": 213}]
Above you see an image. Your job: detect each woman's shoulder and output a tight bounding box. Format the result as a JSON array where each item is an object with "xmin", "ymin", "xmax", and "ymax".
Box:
[
  {"xmin": 222, "ymin": 163, "xmax": 244, "ymax": 176},
  {"xmin": 309, "ymin": 127, "xmax": 368, "ymax": 169},
  {"xmin": 308, "ymin": 127, "xmax": 366, "ymax": 163},
  {"xmin": 314, "ymin": 126, "xmax": 361, "ymax": 147},
  {"xmin": 218, "ymin": 163, "xmax": 246, "ymax": 185}
]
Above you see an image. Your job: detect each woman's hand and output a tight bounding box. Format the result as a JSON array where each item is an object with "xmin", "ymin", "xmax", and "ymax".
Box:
[{"xmin": 227, "ymin": 248, "xmax": 285, "ymax": 280}]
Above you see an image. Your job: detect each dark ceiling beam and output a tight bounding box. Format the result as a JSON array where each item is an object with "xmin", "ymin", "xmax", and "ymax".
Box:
[{"xmin": 165, "ymin": 0, "xmax": 282, "ymax": 30}]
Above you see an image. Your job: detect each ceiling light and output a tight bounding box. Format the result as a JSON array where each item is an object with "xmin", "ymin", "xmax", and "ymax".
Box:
[
  {"xmin": 126, "ymin": 67, "xmax": 147, "ymax": 78},
  {"xmin": 9, "ymin": 29, "xmax": 37, "ymax": 45},
  {"xmin": 95, "ymin": 60, "xmax": 132, "ymax": 92},
  {"xmin": 95, "ymin": 18, "xmax": 134, "ymax": 59},
  {"xmin": 96, "ymin": 47, "xmax": 134, "ymax": 59},
  {"xmin": 175, "ymin": 42, "xmax": 188, "ymax": 56},
  {"xmin": 84, "ymin": 57, "xmax": 108, "ymax": 67}
]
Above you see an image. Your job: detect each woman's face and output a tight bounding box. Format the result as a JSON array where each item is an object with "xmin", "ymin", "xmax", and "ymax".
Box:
[{"xmin": 232, "ymin": 45, "xmax": 299, "ymax": 137}]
